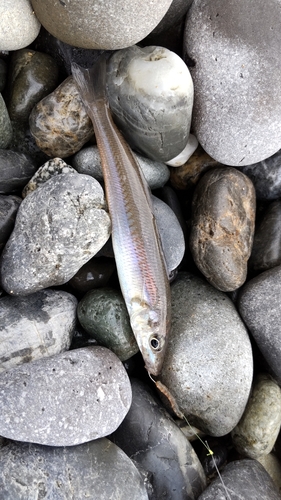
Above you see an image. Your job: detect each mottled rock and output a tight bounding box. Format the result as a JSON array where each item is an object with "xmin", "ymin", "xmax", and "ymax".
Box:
[
  {"xmin": 72, "ymin": 145, "xmax": 170, "ymax": 190},
  {"xmin": 231, "ymin": 374, "xmax": 281, "ymax": 459},
  {"xmin": 159, "ymin": 273, "xmax": 253, "ymax": 436},
  {"xmin": 0, "ymin": 94, "xmax": 12, "ymax": 149},
  {"xmin": 69, "ymin": 257, "xmax": 115, "ymax": 294},
  {"xmin": 198, "ymin": 459, "xmax": 281, "ymax": 500},
  {"xmin": 31, "ymin": 0, "xmax": 173, "ymax": 50},
  {"xmin": 238, "ymin": 149, "xmax": 281, "ymax": 200},
  {"xmin": 77, "ymin": 288, "xmax": 139, "ymax": 361},
  {"xmin": 29, "ymin": 76, "xmax": 94, "ymax": 158},
  {"xmin": 22, "ymin": 157, "xmax": 76, "ymax": 198},
  {"xmin": 0, "ymin": 0, "xmax": 41, "ymax": 51},
  {"xmin": 238, "ymin": 265, "xmax": 281, "ymax": 385},
  {"xmin": 0, "ymin": 346, "xmax": 132, "ymax": 446},
  {"xmin": 107, "ymin": 45, "xmax": 193, "ymax": 162},
  {"xmin": 190, "ymin": 167, "xmax": 256, "ymax": 292},
  {"xmin": 0, "ymin": 195, "xmax": 21, "ymax": 250},
  {"xmin": 1, "ymin": 173, "xmax": 111, "ymax": 296},
  {"xmin": 184, "ymin": 0, "xmax": 281, "ymax": 166},
  {"xmin": 0, "ymin": 149, "xmax": 38, "ymax": 193},
  {"xmin": 0, "ymin": 438, "xmax": 149, "ymax": 500},
  {"xmin": 113, "ymin": 379, "xmax": 206, "ymax": 500},
  {"xmin": 0, "ymin": 289, "xmax": 77, "ymax": 373}
]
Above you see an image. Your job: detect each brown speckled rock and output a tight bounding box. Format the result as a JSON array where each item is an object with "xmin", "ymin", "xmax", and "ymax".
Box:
[{"xmin": 190, "ymin": 167, "xmax": 256, "ymax": 292}]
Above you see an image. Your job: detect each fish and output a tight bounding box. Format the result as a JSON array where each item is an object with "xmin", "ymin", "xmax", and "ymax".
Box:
[{"xmin": 71, "ymin": 56, "xmax": 171, "ymax": 376}]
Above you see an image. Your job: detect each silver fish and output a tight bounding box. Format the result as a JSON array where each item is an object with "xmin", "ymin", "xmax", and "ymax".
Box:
[{"xmin": 72, "ymin": 57, "xmax": 171, "ymax": 376}]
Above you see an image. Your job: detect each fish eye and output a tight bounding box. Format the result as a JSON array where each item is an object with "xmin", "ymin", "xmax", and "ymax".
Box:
[{"xmin": 150, "ymin": 336, "xmax": 161, "ymax": 351}]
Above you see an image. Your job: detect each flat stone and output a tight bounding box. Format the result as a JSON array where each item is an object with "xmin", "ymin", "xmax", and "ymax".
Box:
[
  {"xmin": 0, "ymin": 438, "xmax": 148, "ymax": 499},
  {"xmin": 22, "ymin": 157, "xmax": 77, "ymax": 198},
  {"xmin": 0, "ymin": 0, "xmax": 41, "ymax": 51},
  {"xmin": 0, "ymin": 346, "xmax": 132, "ymax": 446},
  {"xmin": 0, "ymin": 195, "xmax": 21, "ymax": 251},
  {"xmin": 238, "ymin": 265, "xmax": 281, "ymax": 385},
  {"xmin": 231, "ymin": 373, "xmax": 281, "ymax": 459},
  {"xmin": 107, "ymin": 45, "xmax": 194, "ymax": 162},
  {"xmin": 1, "ymin": 173, "xmax": 111, "ymax": 296},
  {"xmin": 113, "ymin": 378, "xmax": 206, "ymax": 500},
  {"xmin": 238, "ymin": 149, "xmax": 281, "ymax": 200},
  {"xmin": 159, "ymin": 272, "xmax": 253, "ymax": 436},
  {"xmin": 0, "ymin": 149, "xmax": 38, "ymax": 193},
  {"xmin": 0, "ymin": 94, "xmax": 12, "ymax": 149},
  {"xmin": 190, "ymin": 167, "xmax": 256, "ymax": 291},
  {"xmin": 31, "ymin": 0, "xmax": 173, "ymax": 50},
  {"xmin": 184, "ymin": 0, "xmax": 281, "ymax": 166},
  {"xmin": 0, "ymin": 289, "xmax": 77, "ymax": 373}
]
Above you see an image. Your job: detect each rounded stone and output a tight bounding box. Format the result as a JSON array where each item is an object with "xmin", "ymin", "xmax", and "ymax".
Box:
[
  {"xmin": 0, "ymin": 0, "xmax": 41, "ymax": 51},
  {"xmin": 0, "ymin": 195, "xmax": 21, "ymax": 251},
  {"xmin": 0, "ymin": 173, "xmax": 111, "ymax": 296},
  {"xmin": 22, "ymin": 157, "xmax": 77, "ymax": 198},
  {"xmin": 0, "ymin": 289, "xmax": 77, "ymax": 373},
  {"xmin": 159, "ymin": 272, "xmax": 253, "ymax": 436},
  {"xmin": 190, "ymin": 167, "xmax": 256, "ymax": 292},
  {"xmin": 0, "ymin": 346, "xmax": 132, "ymax": 446},
  {"xmin": 77, "ymin": 288, "xmax": 139, "ymax": 361},
  {"xmin": 31, "ymin": 0, "xmax": 173, "ymax": 50},
  {"xmin": 0, "ymin": 94, "xmax": 12, "ymax": 149},
  {"xmin": 0, "ymin": 149, "xmax": 38, "ymax": 193},
  {"xmin": 106, "ymin": 45, "xmax": 194, "ymax": 162},
  {"xmin": 184, "ymin": 0, "xmax": 281, "ymax": 166}
]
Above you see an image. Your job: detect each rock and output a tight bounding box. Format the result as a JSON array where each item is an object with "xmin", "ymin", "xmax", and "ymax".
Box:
[
  {"xmin": 190, "ymin": 167, "xmax": 256, "ymax": 292},
  {"xmin": 151, "ymin": 0, "xmax": 193, "ymax": 34},
  {"xmin": 184, "ymin": 0, "xmax": 281, "ymax": 166},
  {"xmin": 0, "ymin": 346, "xmax": 132, "ymax": 446},
  {"xmin": 72, "ymin": 145, "xmax": 170, "ymax": 190},
  {"xmin": 113, "ymin": 378, "xmax": 206, "ymax": 500},
  {"xmin": 0, "ymin": 438, "xmax": 149, "ymax": 499},
  {"xmin": 0, "ymin": 289, "xmax": 77, "ymax": 373},
  {"xmin": 198, "ymin": 459, "xmax": 281, "ymax": 500},
  {"xmin": 29, "ymin": 76, "xmax": 94, "ymax": 158},
  {"xmin": 1, "ymin": 173, "xmax": 111, "ymax": 296},
  {"xmin": 238, "ymin": 265, "xmax": 281, "ymax": 385},
  {"xmin": 0, "ymin": 59, "xmax": 7, "ymax": 93},
  {"xmin": 238, "ymin": 149, "xmax": 281, "ymax": 200},
  {"xmin": 69, "ymin": 257, "xmax": 115, "ymax": 294},
  {"xmin": 159, "ymin": 272, "xmax": 253, "ymax": 436},
  {"xmin": 107, "ymin": 45, "xmax": 194, "ymax": 162},
  {"xmin": 0, "ymin": 0, "xmax": 41, "ymax": 51},
  {"xmin": 258, "ymin": 454, "xmax": 281, "ymax": 495},
  {"xmin": 77, "ymin": 288, "xmax": 139, "ymax": 361},
  {"xmin": 231, "ymin": 373, "xmax": 281, "ymax": 459},
  {"xmin": 165, "ymin": 133, "xmax": 198, "ymax": 167},
  {"xmin": 0, "ymin": 195, "xmax": 21, "ymax": 251},
  {"xmin": 0, "ymin": 94, "xmax": 12, "ymax": 149},
  {"xmin": 249, "ymin": 200, "xmax": 281, "ymax": 273},
  {"xmin": 0, "ymin": 149, "xmax": 38, "ymax": 193},
  {"xmin": 31, "ymin": 0, "xmax": 173, "ymax": 50},
  {"xmin": 22, "ymin": 157, "xmax": 77, "ymax": 198}
]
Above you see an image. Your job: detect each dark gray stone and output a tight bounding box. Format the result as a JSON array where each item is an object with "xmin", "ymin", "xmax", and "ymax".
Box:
[
  {"xmin": 0, "ymin": 195, "xmax": 21, "ymax": 251},
  {"xmin": 22, "ymin": 157, "xmax": 77, "ymax": 198},
  {"xmin": 151, "ymin": 0, "xmax": 192, "ymax": 34},
  {"xmin": 0, "ymin": 149, "xmax": 38, "ymax": 193},
  {"xmin": 1, "ymin": 173, "xmax": 111, "ymax": 296},
  {"xmin": 113, "ymin": 378, "xmax": 206, "ymax": 500},
  {"xmin": 159, "ymin": 273, "xmax": 253, "ymax": 436},
  {"xmin": 0, "ymin": 94, "xmax": 12, "ymax": 149},
  {"xmin": 238, "ymin": 265, "xmax": 281, "ymax": 385},
  {"xmin": 198, "ymin": 459, "xmax": 281, "ymax": 500},
  {"xmin": 238, "ymin": 150, "xmax": 281, "ymax": 200},
  {"xmin": 0, "ymin": 438, "xmax": 149, "ymax": 499},
  {"xmin": 0, "ymin": 59, "xmax": 7, "ymax": 93},
  {"xmin": 69, "ymin": 256, "xmax": 116, "ymax": 294},
  {"xmin": 184, "ymin": 0, "xmax": 281, "ymax": 166},
  {"xmin": 190, "ymin": 167, "xmax": 256, "ymax": 292},
  {"xmin": 0, "ymin": 289, "xmax": 77, "ymax": 373},
  {"xmin": 0, "ymin": 346, "xmax": 132, "ymax": 446},
  {"xmin": 77, "ymin": 288, "xmax": 139, "ymax": 361}
]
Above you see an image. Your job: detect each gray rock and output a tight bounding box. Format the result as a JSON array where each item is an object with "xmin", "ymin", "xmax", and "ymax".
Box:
[
  {"xmin": 231, "ymin": 373, "xmax": 281, "ymax": 459},
  {"xmin": 0, "ymin": 149, "xmax": 38, "ymax": 193},
  {"xmin": 238, "ymin": 150, "xmax": 281, "ymax": 200},
  {"xmin": 258, "ymin": 454, "xmax": 281, "ymax": 495},
  {"xmin": 0, "ymin": 94, "xmax": 12, "ymax": 149},
  {"xmin": 22, "ymin": 157, "xmax": 77, "ymax": 198},
  {"xmin": 151, "ymin": 0, "xmax": 193, "ymax": 34},
  {"xmin": 0, "ymin": 289, "xmax": 77, "ymax": 373},
  {"xmin": 184, "ymin": 0, "xmax": 281, "ymax": 166},
  {"xmin": 198, "ymin": 459, "xmax": 281, "ymax": 500},
  {"xmin": 0, "ymin": 346, "xmax": 132, "ymax": 446},
  {"xmin": 0, "ymin": 0, "xmax": 41, "ymax": 51},
  {"xmin": 72, "ymin": 145, "xmax": 170, "ymax": 190},
  {"xmin": 107, "ymin": 45, "xmax": 194, "ymax": 162},
  {"xmin": 1, "ymin": 173, "xmax": 111, "ymax": 296},
  {"xmin": 0, "ymin": 438, "xmax": 149, "ymax": 500},
  {"xmin": 190, "ymin": 167, "xmax": 256, "ymax": 292},
  {"xmin": 0, "ymin": 195, "xmax": 21, "ymax": 251},
  {"xmin": 238, "ymin": 265, "xmax": 281, "ymax": 385},
  {"xmin": 31, "ymin": 0, "xmax": 173, "ymax": 50},
  {"xmin": 159, "ymin": 272, "xmax": 253, "ymax": 436},
  {"xmin": 77, "ymin": 288, "xmax": 139, "ymax": 361},
  {"xmin": 113, "ymin": 378, "xmax": 206, "ymax": 500}
]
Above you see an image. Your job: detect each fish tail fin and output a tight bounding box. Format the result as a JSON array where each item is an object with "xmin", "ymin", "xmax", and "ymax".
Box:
[{"xmin": 71, "ymin": 55, "xmax": 107, "ymax": 109}]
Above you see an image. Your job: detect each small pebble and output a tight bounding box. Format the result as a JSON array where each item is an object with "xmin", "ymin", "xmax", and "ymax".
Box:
[{"xmin": 0, "ymin": 0, "xmax": 41, "ymax": 51}]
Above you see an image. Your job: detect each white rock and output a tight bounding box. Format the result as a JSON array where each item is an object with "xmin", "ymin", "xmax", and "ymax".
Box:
[
  {"xmin": 165, "ymin": 134, "xmax": 199, "ymax": 166},
  {"xmin": 0, "ymin": 0, "xmax": 41, "ymax": 51}
]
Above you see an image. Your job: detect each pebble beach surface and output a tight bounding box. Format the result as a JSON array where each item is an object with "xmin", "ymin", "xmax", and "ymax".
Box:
[{"xmin": 0, "ymin": 0, "xmax": 281, "ymax": 499}]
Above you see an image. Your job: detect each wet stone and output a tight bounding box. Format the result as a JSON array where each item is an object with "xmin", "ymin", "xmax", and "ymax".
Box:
[
  {"xmin": 22, "ymin": 157, "xmax": 77, "ymax": 198},
  {"xmin": 0, "ymin": 289, "xmax": 77, "ymax": 373},
  {"xmin": 238, "ymin": 149, "xmax": 281, "ymax": 200},
  {"xmin": 190, "ymin": 167, "xmax": 256, "ymax": 292},
  {"xmin": 29, "ymin": 76, "xmax": 94, "ymax": 158},
  {"xmin": 0, "ymin": 149, "xmax": 38, "ymax": 193},
  {"xmin": 0, "ymin": 173, "xmax": 111, "ymax": 296},
  {"xmin": 0, "ymin": 346, "xmax": 132, "ymax": 446},
  {"xmin": 159, "ymin": 272, "xmax": 253, "ymax": 436},
  {"xmin": 0, "ymin": 94, "xmax": 12, "ymax": 149},
  {"xmin": 113, "ymin": 378, "xmax": 206, "ymax": 500},
  {"xmin": 0, "ymin": 195, "xmax": 21, "ymax": 251},
  {"xmin": 69, "ymin": 257, "xmax": 116, "ymax": 294},
  {"xmin": 77, "ymin": 287, "xmax": 139, "ymax": 361}
]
